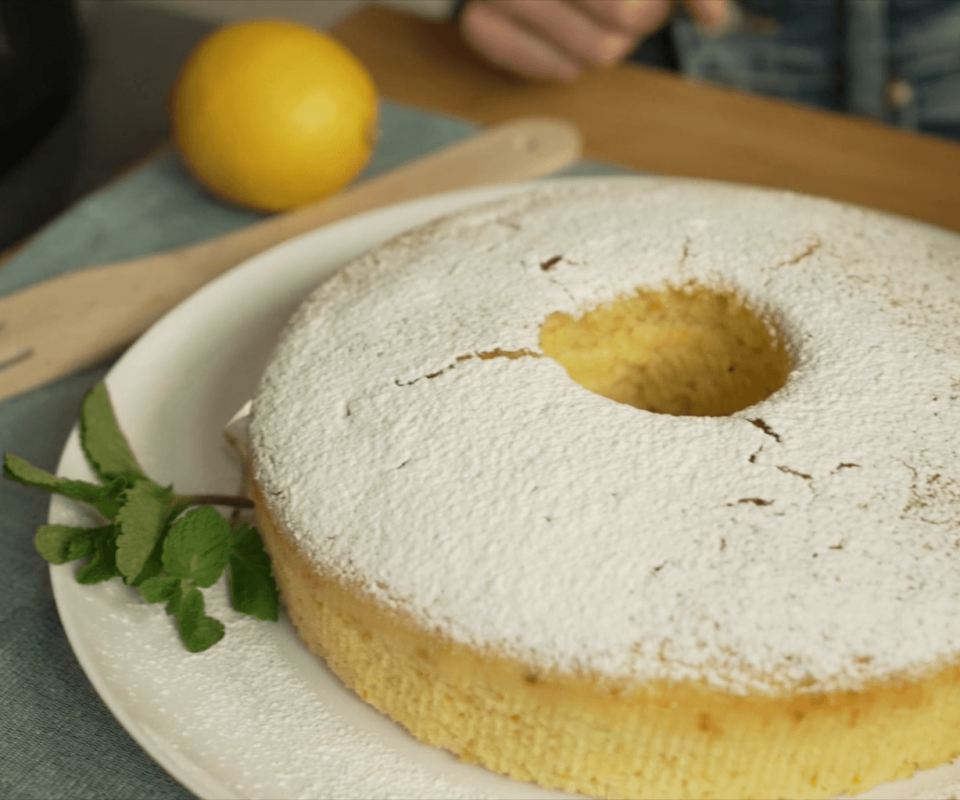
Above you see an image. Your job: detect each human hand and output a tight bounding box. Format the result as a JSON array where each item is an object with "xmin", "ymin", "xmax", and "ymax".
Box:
[{"xmin": 460, "ymin": 0, "xmax": 730, "ymax": 80}]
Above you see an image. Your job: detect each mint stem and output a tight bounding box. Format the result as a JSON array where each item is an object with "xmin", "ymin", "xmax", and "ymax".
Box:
[{"xmin": 185, "ymin": 494, "xmax": 254, "ymax": 509}]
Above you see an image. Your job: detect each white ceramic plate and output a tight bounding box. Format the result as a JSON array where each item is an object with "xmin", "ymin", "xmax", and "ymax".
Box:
[{"xmin": 49, "ymin": 179, "xmax": 960, "ymax": 800}]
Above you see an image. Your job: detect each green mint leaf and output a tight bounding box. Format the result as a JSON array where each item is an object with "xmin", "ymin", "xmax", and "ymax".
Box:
[
  {"xmin": 76, "ymin": 527, "xmax": 121, "ymax": 584},
  {"xmin": 162, "ymin": 506, "xmax": 231, "ymax": 588},
  {"xmin": 35, "ymin": 524, "xmax": 98, "ymax": 564},
  {"xmin": 4, "ymin": 453, "xmax": 125, "ymax": 519},
  {"xmin": 165, "ymin": 585, "xmax": 182, "ymax": 617},
  {"xmin": 13, "ymin": 384, "xmax": 264, "ymax": 653},
  {"xmin": 132, "ymin": 539, "xmax": 166, "ymax": 586},
  {"xmin": 132, "ymin": 496, "xmax": 189, "ymax": 587},
  {"xmin": 170, "ymin": 586, "xmax": 225, "ymax": 653},
  {"xmin": 139, "ymin": 575, "xmax": 181, "ymax": 604},
  {"xmin": 115, "ymin": 481, "xmax": 175, "ymax": 585},
  {"xmin": 228, "ymin": 524, "xmax": 279, "ymax": 622},
  {"xmin": 79, "ymin": 383, "xmax": 145, "ymax": 483}
]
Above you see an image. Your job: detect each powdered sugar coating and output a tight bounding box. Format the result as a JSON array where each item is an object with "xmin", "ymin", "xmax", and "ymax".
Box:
[{"xmin": 251, "ymin": 178, "xmax": 960, "ymax": 695}]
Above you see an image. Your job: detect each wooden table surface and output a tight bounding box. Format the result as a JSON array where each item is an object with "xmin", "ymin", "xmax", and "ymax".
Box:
[{"xmin": 333, "ymin": 6, "xmax": 960, "ymax": 234}]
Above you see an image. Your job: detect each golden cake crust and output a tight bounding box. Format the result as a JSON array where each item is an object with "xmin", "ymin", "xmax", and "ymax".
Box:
[{"xmin": 253, "ymin": 477, "xmax": 960, "ymax": 800}]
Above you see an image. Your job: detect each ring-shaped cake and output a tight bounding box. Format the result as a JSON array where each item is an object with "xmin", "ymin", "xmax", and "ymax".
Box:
[{"xmin": 249, "ymin": 179, "xmax": 960, "ymax": 799}]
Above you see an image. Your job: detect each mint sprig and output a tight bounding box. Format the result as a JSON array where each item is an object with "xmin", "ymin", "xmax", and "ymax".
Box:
[{"xmin": 4, "ymin": 382, "xmax": 278, "ymax": 652}]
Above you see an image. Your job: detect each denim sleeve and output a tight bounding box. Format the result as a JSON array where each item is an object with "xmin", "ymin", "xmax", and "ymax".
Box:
[
  {"xmin": 669, "ymin": 0, "xmax": 844, "ymax": 111},
  {"xmin": 889, "ymin": 0, "xmax": 960, "ymax": 139},
  {"xmin": 665, "ymin": 0, "xmax": 960, "ymax": 139}
]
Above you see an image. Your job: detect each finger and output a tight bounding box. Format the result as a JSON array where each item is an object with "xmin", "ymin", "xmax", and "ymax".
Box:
[
  {"xmin": 489, "ymin": 0, "xmax": 637, "ymax": 66},
  {"xmin": 684, "ymin": 0, "xmax": 731, "ymax": 30},
  {"xmin": 460, "ymin": 1, "xmax": 582, "ymax": 80},
  {"xmin": 574, "ymin": 0, "xmax": 674, "ymax": 37}
]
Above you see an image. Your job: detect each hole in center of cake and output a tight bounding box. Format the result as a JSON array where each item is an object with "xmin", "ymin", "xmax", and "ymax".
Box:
[{"xmin": 539, "ymin": 284, "xmax": 791, "ymax": 417}]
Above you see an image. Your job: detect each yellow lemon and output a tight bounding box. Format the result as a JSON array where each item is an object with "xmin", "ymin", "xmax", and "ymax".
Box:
[{"xmin": 171, "ymin": 20, "xmax": 378, "ymax": 212}]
